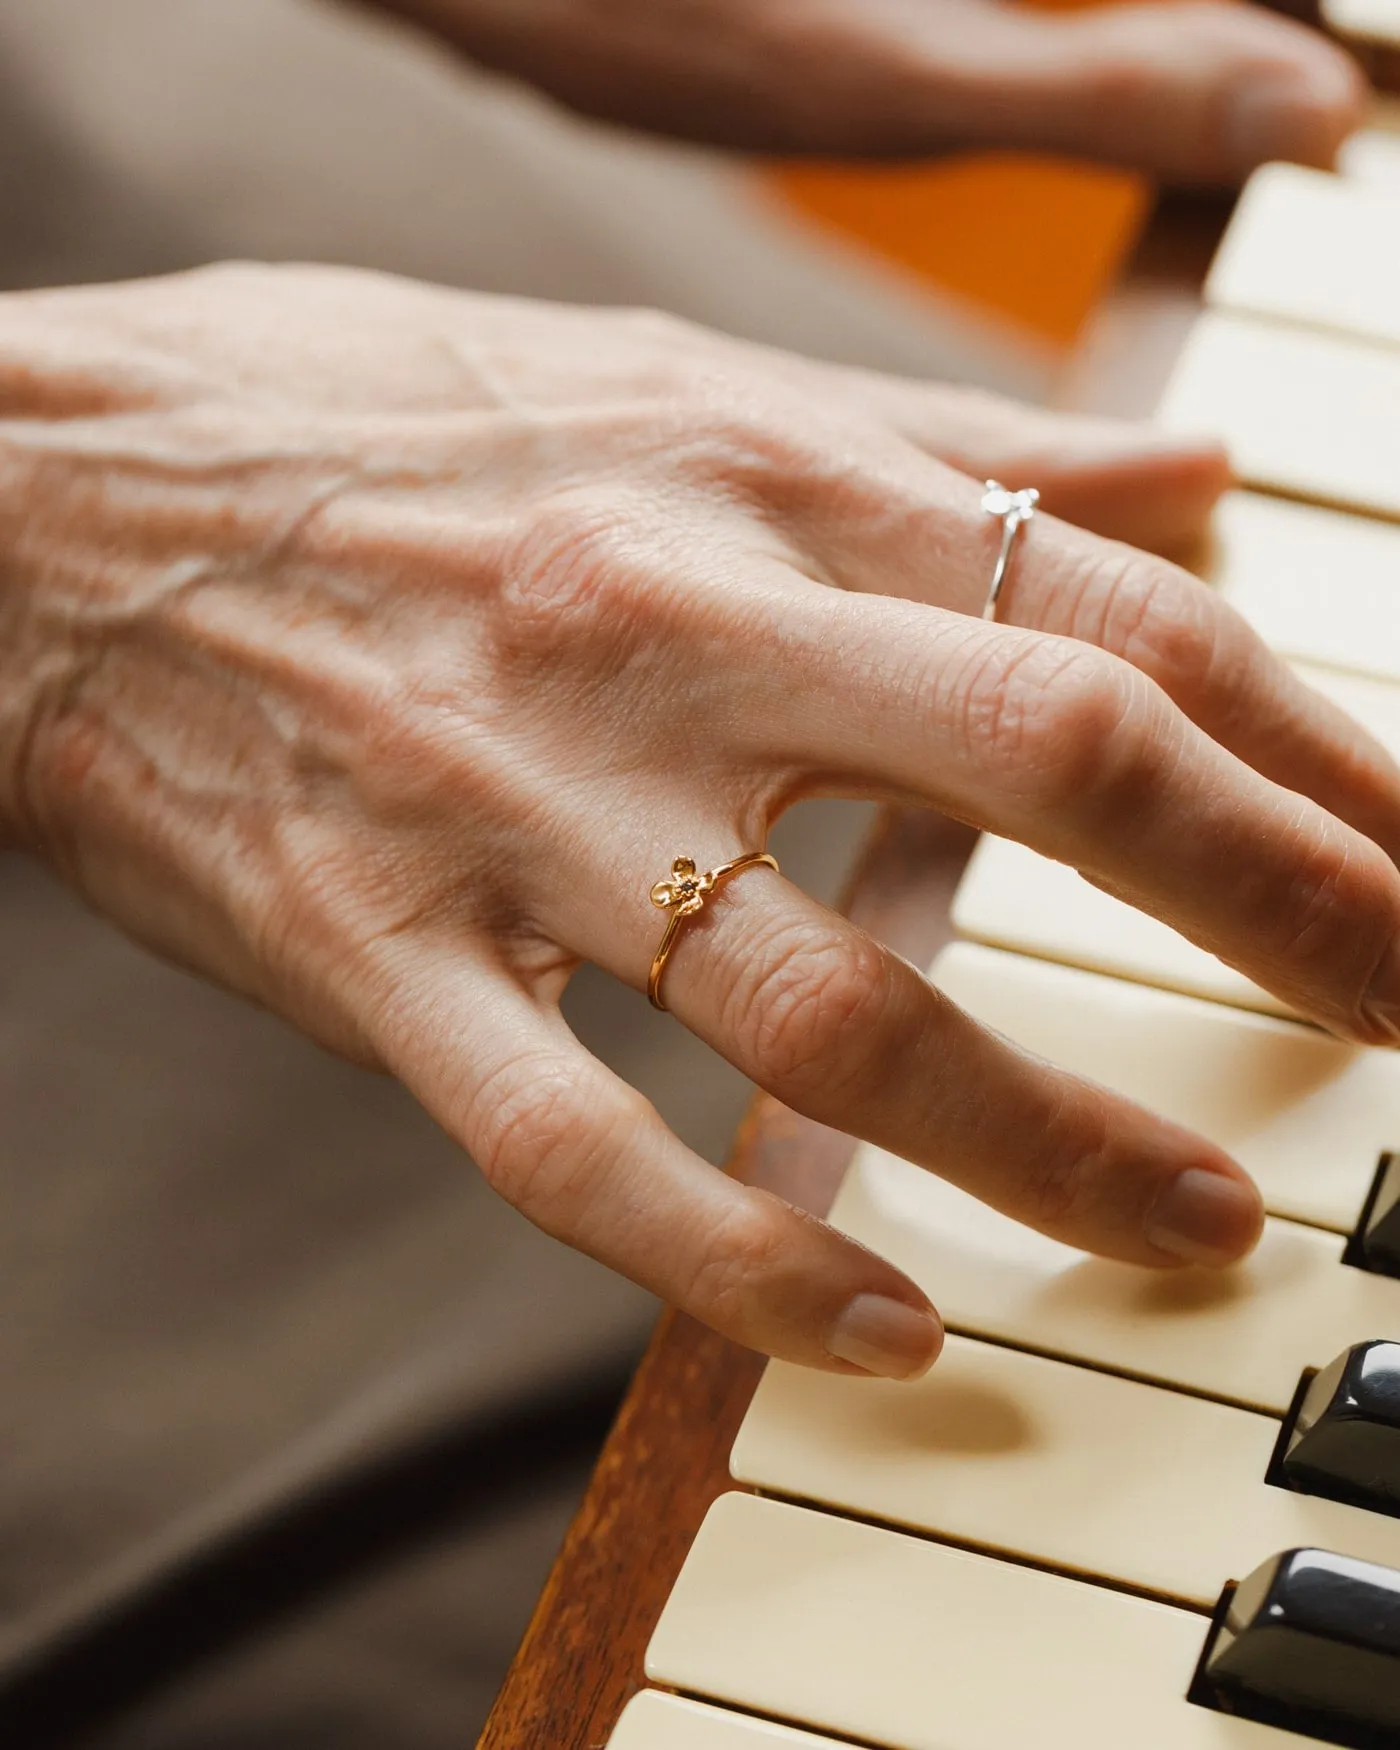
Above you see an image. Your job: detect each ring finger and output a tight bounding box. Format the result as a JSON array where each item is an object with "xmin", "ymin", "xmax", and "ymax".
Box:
[
  {"xmin": 772, "ymin": 438, "xmax": 1400, "ymax": 863},
  {"xmin": 597, "ymin": 850, "xmax": 1264, "ymax": 1269}
]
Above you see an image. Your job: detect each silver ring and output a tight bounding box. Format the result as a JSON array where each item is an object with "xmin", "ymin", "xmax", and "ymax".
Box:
[{"xmin": 980, "ymin": 480, "xmax": 1039, "ymax": 621}]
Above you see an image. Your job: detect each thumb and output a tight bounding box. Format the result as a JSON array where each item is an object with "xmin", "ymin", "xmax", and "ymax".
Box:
[{"xmin": 883, "ymin": 1, "xmax": 1365, "ymax": 184}]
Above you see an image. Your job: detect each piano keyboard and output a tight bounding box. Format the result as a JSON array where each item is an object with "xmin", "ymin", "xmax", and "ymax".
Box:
[
  {"xmin": 647, "ymin": 1494, "xmax": 1291, "ymax": 1750},
  {"xmin": 605, "ymin": 156, "xmax": 1400, "ymax": 1750},
  {"xmin": 1204, "ymin": 164, "xmax": 1400, "ymax": 349},
  {"xmin": 733, "ymin": 1331, "xmax": 1400, "ymax": 1604},
  {"xmin": 1160, "ymin": 313, "xmax": 1400, "ymax": 516}
]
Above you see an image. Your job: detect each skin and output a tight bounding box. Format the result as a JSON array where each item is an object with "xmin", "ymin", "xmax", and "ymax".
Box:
[
  {"xmin": 4, "ymin": 264, "xmax": 1400, "ymax": 1383},
  {"xmin": 371, "ymin": 0, "xmax": 1367, "ymax": 183}
]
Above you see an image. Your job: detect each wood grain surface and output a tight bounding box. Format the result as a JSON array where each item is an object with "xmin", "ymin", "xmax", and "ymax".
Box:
[{"xmin": 477, "ymin": 195, "xmax": 1228, "ymax": 1750}]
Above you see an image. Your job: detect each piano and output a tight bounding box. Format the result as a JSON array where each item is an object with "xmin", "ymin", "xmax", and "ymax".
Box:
[{"xmin": 480, "ymin": 50, "xmax": 1400, "ymax": 1750}]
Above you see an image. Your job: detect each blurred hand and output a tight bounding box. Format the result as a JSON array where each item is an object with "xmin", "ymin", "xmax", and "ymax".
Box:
[
  {"xmin": 5, "ymin": 264, "xmax": 1400, "ymax": 1380},
  {"xmin": 377, "ymin": 0, "xmax": 1364, "ymax": 183}
]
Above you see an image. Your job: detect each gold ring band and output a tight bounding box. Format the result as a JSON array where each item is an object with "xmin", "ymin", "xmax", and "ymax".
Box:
[{"xmin": 647, "ymin": 851, "xmax": 780, "ymax": 1011}]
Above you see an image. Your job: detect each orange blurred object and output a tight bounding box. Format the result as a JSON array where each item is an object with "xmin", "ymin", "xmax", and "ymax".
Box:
[
  {"xmin": 768, "ymin": 155, "xmax": 1150, "ymax": 351},
  {"xmin": 761, "ymin": 0, "xmax": 1153, "ymax": 353}
]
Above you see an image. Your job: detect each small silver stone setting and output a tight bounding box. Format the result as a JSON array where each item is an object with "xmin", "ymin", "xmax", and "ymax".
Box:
[{"xmin": 981, "ymin": 481, "xmax": 1040, "ymax": 527}]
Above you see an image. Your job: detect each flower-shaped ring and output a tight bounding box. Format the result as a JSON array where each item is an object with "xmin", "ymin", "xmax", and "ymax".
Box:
[{"xmin": 647, "ymin": 852, "xmax": 780, "ymax": 1011}]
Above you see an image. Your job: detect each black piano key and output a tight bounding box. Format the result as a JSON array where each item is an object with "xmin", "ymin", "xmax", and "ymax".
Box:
[
  {"xmin": 1280, "ymin": 1344, "xmax": 1400, "ymax": 1516},
  {"xmin": 1356, "ymin": 1154, "xmax": 1400, "ymax": 1278},
  {"xmin": 1200, "ymin": 1548, "xmax": 1400, "ymax": 1746}
]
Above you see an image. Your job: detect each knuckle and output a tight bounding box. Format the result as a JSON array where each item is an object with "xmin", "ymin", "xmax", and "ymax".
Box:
[
  {"xmin": 1095, "ymin": 553, "xmax": 1210, "ymax": 672},
  {"xmin": 682, "ymin": 1193, "xmax": 796, "ymax": 1328},
  {"xmin": 1270, "ymin": 822, "xmax": 1396, "ymax": 1008},
  {"xmin": 471, "ymin": 1054, "xmax": 644, "ymax": 1216},
  {"xmin": 733, "ymin": 921, "xmax": 890, "ymax": 1092},
  {"xmin": 498, "ymin": 493, "xmax": 651, "ymax": 664},
  {"xmin": 660, "ymin": 375, "xmax": 827, "ymax": 498},
  {"xmin": 1091, "ymin": 552, "xmax": 1242, "ymax": 713},
  {"xmin": 966, "ymin": 637, "xmax": 1159, "ymax": 821},
  {"xmin": 1017, "ymin": 1091, "xmax": 1116, "ymax": 1233}
]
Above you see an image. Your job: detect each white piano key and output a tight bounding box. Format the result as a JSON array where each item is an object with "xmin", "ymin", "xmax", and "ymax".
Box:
[
  {"xmin": 732, "ymin": 1332, "xmax": 1400, "ymax": 1609},
  {"xmin": 1324, "ymin": 0, "xmax": 1400, "ymax": 45},
  {"xmin": 1206, "ymin": 164, "xmax": 1400, "ymax": 350},
  {"xmin": 648, "ymin": 1494, "xmax": 1292, "ymax": 1750},
  {"xmin": 1157, "ymin": 312, "xmax": 1400, "ymax": 518},
  {"xmin": 829, "ymin": 1147, "xmax": 1400, "ymax": 1413},
  {"xmin": 1205, "ymin": 491, "xmax": 1400, "ymax": 685},
  {"xmin": 950, "ymin": 832, "xmax": 1279, "ymax": 1016},
  {"xmin": 609, "ymin": 1692, "xmax": 849, "ymax": 1750},
  {"xmin": 1340, "ymin": 104, "xmax": 1400, "ymax": 189},
  {"xmin": 951, "ymin": 660, "xmax": 1400, "ymax": 1019},
  {"xmin": 1303, "ymin": 657, "xmax": 1400, "ymax": 749},
  {"xmin": 932, "ymin": 942, "xmax": 1400, "ymax": 1233}
]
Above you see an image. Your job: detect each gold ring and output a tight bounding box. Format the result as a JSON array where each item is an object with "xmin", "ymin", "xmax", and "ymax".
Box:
[{"xmin": 647, "ymin": 851, "xmax": 780, "ymax": 1011}]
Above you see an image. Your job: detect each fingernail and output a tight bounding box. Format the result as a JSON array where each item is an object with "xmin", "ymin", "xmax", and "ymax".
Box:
[
  {"xmin": 1146, "ymin": 1167, "xmax": 1264, "ymax": 1267},
  {"xmin": 1226, "ymin": 63, "xmax": 1358, "ymax": 171},
  {"xmin": 1363, "ymin": 936, "xmax": 1400, "ymax": 1045},
  {"xmin": 825, "ymin": 1294, "xmax": 943, "ymax": 1380}
]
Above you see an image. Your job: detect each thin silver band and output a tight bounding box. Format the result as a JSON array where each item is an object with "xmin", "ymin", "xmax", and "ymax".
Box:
[{"xmin": 980, "ymin": 480, "xmax": 1039, "ymax": 621}]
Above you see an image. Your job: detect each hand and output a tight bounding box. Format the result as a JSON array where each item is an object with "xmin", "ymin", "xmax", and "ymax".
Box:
[
  {"xmin": 377, "ymin": 0, "xmax": 1364, "ymax": 183},
  {"xmin": 5, "ymin": 263, "xmax": 1400, "ymax": 1382}
]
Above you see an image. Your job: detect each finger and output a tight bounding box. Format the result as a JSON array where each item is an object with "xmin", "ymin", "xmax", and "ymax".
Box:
[
  {"xmin": 359, "ymin": 947, "xmax": 943, "ymax": 1378},
  {"xmin": 989, "ymin": 513, "xmax": 1400, "ymax": 870},
  {"xmin": 767, "ymin": 443, "xmax": 1400, "ymax": 871},
  {"xmin": 620, "ymin": 862, "xmax": 1263, "ymax": 1266},
  {"xmin": 769, "ymin": 589, "xmax": 1400, "ymax": 1045},
  {"xmin": 434, "ymin": 0, "xmax": 1361, "ymax": 177},
  {"xmin": 860, "ymin": 0, "xmax": 1364, "ymax": 183},
  {"xmin": 767, "ymin": 360, "xmax": 1234, "ymax": 556},
  {"xmin": 849, "ymin": 386, "xmax": 1230, "ymax": 559}
]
